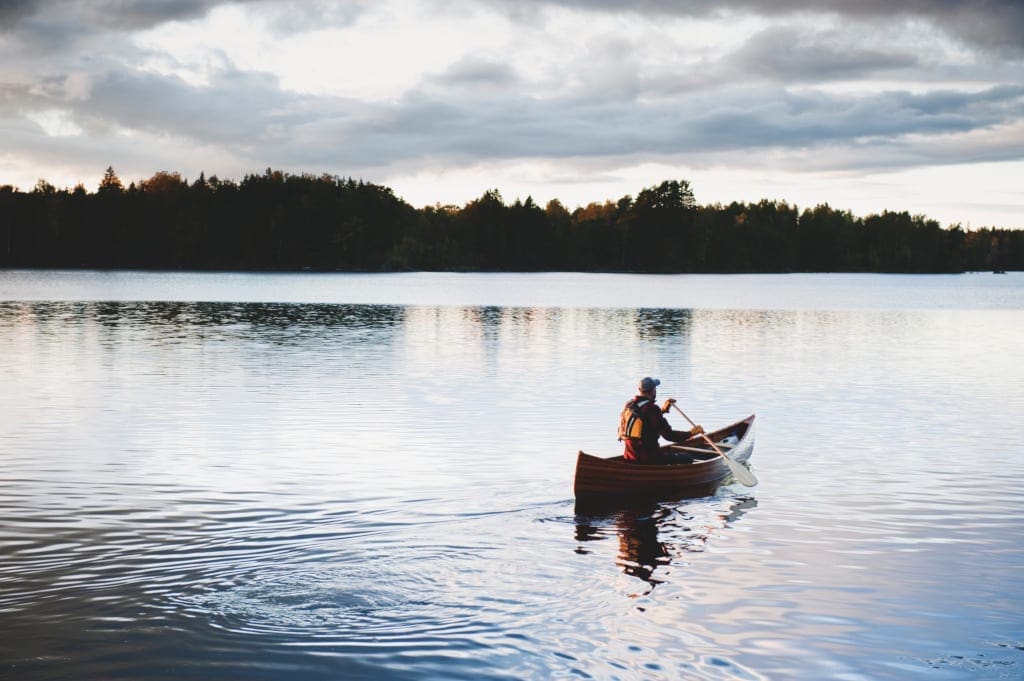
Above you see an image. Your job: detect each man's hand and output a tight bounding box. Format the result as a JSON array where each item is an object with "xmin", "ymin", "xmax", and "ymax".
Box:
[
  {"xmin": 661, "ymin": 398, "xmax": 676, "ymax": 413},
  {"xmin": 690, "ymin": 424, "xmax": 705, "ymax": 436}
]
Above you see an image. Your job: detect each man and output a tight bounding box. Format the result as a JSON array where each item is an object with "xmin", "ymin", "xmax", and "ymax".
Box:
[{"xmin": 618, "ymin": 376, "xmax": 704, "ymax": 464}]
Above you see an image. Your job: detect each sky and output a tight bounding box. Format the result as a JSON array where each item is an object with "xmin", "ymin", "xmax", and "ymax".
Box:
[{"xmin": 1, "ymin": 0, "xmax": 1022, "ymax": 228}]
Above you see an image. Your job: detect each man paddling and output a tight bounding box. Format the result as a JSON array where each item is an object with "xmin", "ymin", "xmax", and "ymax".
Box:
[{"xmin": 618, "ymin": 377, "xmax": 704, "ymax": 464}]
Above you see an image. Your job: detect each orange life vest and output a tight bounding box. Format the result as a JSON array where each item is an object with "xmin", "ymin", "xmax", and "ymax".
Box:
[{"xmin": 618, "ymin": 398, "xmax": 652, "ymax": 441}]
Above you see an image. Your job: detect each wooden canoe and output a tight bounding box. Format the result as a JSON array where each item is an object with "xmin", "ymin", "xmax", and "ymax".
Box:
[{"xmin": 573, "ymin": 415, "xmax": 756, "ymax": 499}]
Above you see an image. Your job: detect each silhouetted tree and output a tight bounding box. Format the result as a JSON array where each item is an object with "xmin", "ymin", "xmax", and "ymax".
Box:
[
  {"xmin": 622, "ymin": 180, "xmax": 698, "ymax": 272},
  {"xmin": 98, "ymin": 166, "xmax": 124, "ymax": 194}
]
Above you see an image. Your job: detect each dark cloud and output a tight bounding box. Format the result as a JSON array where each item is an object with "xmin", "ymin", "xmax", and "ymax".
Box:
[
  {"xmin": 320, "ymin": 83, "xmax": 1024, "ymax": 170},
  {"xmin": 5, "ymin": 0, "xmax": 1024, "ymax": 55},
  {"xmin": 762, "ymin": 0, "xmax": 1024, "ymax": 52},
  {"xmin": 0, "ymin": 0, "xmax": 34, "ymax": 28},
  {"xmin": 0, "ymin": 0, "xmax": 372, "ymax": 63},
  {"xmin": 0, "ymin": 0, "xmax": 233, "ymax": 31},
  {"xmin": 78, "ymin": 67, "xmax": 314, "ymax": 145},
  {"xmin": 731, "ymin": 26, "xmax": 920, "ymax": 82},
  {"xmin": 78, "ymin": 0, "xmax": 232, "ymax": 29},
  {"xmin": 491, "ymin": 0, "xmax": 1024, "ymax": 53},
  {"xmin": 0, "ymin": 0, "xmax": 268, "ymax": 58},
  {"xmin": 433, "ymin": 55, "xmax": 520, "ymax": 87}
]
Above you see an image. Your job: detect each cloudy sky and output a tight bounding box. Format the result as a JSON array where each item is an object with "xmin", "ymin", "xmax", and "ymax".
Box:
[{"xmin": 2, "ymin": 0, "xmax": 1022, "ymax": 227}]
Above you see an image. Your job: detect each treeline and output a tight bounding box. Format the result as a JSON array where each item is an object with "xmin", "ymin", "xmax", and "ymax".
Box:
[{"xmin": 1, "ymin": 168, "xmax": 1020, "ymax": 273}]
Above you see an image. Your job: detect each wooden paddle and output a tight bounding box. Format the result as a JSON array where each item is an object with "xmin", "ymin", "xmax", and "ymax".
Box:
[{"xmin": 671, "ymin": 403, "xmax": 758, "ymax": 487}]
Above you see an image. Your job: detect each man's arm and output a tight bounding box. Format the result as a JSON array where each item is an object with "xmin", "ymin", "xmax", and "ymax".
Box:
[
  {"xmin": 650, "ymin": 401, "xmax": 703, "ymax": 442},
  {"xmin": 654, "ymin": 409, "xmax": 697, "ymax": 443}
]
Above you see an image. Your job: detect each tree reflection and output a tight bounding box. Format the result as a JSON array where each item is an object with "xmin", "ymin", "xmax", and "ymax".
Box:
[
  {"xmin": 632, "ymin": 307, "xmax": 692, "ymax": 340},
  {"xmin": 0, "ymin": 301, "xmax": 406, "ymax": 346},
  {"xmin": 575, "ymin": 496, "xmax": 757, "ymax": 595}
]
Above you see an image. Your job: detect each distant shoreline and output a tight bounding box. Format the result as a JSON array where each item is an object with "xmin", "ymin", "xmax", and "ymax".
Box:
[{"xmin": 4, "ymin": 171, "xmax": 1021, "ymax": 273}]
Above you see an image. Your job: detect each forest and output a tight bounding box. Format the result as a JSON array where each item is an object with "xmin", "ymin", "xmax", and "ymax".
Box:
[{"xmin": 1, "ymin": 167, "xmax": 1020, "ymax": 273}]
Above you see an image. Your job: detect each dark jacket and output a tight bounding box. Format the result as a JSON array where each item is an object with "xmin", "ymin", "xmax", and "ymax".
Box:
[{"xmin": 620, "ymin": 396, "xmax": 693, "ymax": 463}]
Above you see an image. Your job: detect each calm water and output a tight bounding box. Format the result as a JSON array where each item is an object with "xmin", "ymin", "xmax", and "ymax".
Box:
[{"xmin": 1, "ymin": 270, "xmax": 1022, "ymax": 680}]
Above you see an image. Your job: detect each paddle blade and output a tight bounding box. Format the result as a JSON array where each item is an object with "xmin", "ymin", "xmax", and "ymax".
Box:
[{"xmin": 724, "ymin": 456, "xmax": 758, "ymax": 487}]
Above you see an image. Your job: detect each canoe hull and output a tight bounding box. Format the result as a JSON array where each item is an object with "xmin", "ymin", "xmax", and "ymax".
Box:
[{"xmin": 573, "ymin": 415, "xmax": 756, "ymax": 499}]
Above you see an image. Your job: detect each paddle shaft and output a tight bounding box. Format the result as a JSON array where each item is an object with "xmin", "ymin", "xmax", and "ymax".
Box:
[
  {"xmin": 670, "ymin": 404, "xmax": 727, "ymax": 457},
  {"xmin": 671, "ymin": 403, "xmax": 758, "ymax": 486}
]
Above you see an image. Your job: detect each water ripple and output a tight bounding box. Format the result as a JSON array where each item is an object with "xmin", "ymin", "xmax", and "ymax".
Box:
[{"xmin": 2, "ymin": 290, "xmax": 1023, "ymax": 680}]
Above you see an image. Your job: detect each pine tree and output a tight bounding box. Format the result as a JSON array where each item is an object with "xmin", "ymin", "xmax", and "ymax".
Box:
[{"xmin": 98, "ymin": 166, "xmax": 124, "ymax": 194}]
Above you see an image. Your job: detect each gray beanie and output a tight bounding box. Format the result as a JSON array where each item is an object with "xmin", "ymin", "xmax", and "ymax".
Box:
[{"xmin": 638, "ymin": 376, "xmax": 660, "ymax": 392}]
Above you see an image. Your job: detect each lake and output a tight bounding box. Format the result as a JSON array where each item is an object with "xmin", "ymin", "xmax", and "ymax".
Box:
[{"xmin": 1, "ymin": 270, "xmax": 1022, "ymax": 680}]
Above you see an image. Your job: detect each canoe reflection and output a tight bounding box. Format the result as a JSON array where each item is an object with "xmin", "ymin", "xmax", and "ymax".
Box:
[{"xmin": 574, "ymin": 497, "xmax": 757, "ymax": 593}]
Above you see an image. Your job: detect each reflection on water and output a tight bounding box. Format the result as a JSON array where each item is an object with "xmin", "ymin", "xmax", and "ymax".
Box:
[
  {"xmin": 1, "ymin": 274, "xmax": 1023, "ymax": 681},
  {"xmin": 0, "ymin": 300, "xmax": 696, "ymax": 341},
  {"xmin": 574, "ymin": 497, "xmax": 758, "ymax": 595},
  {"xmin": 1, "ymin": 300, "xmax": 407, "ymax": 335},
  {"xmin": 634, "ymin": 308, "xmax": 692, "ymax": 340}
]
